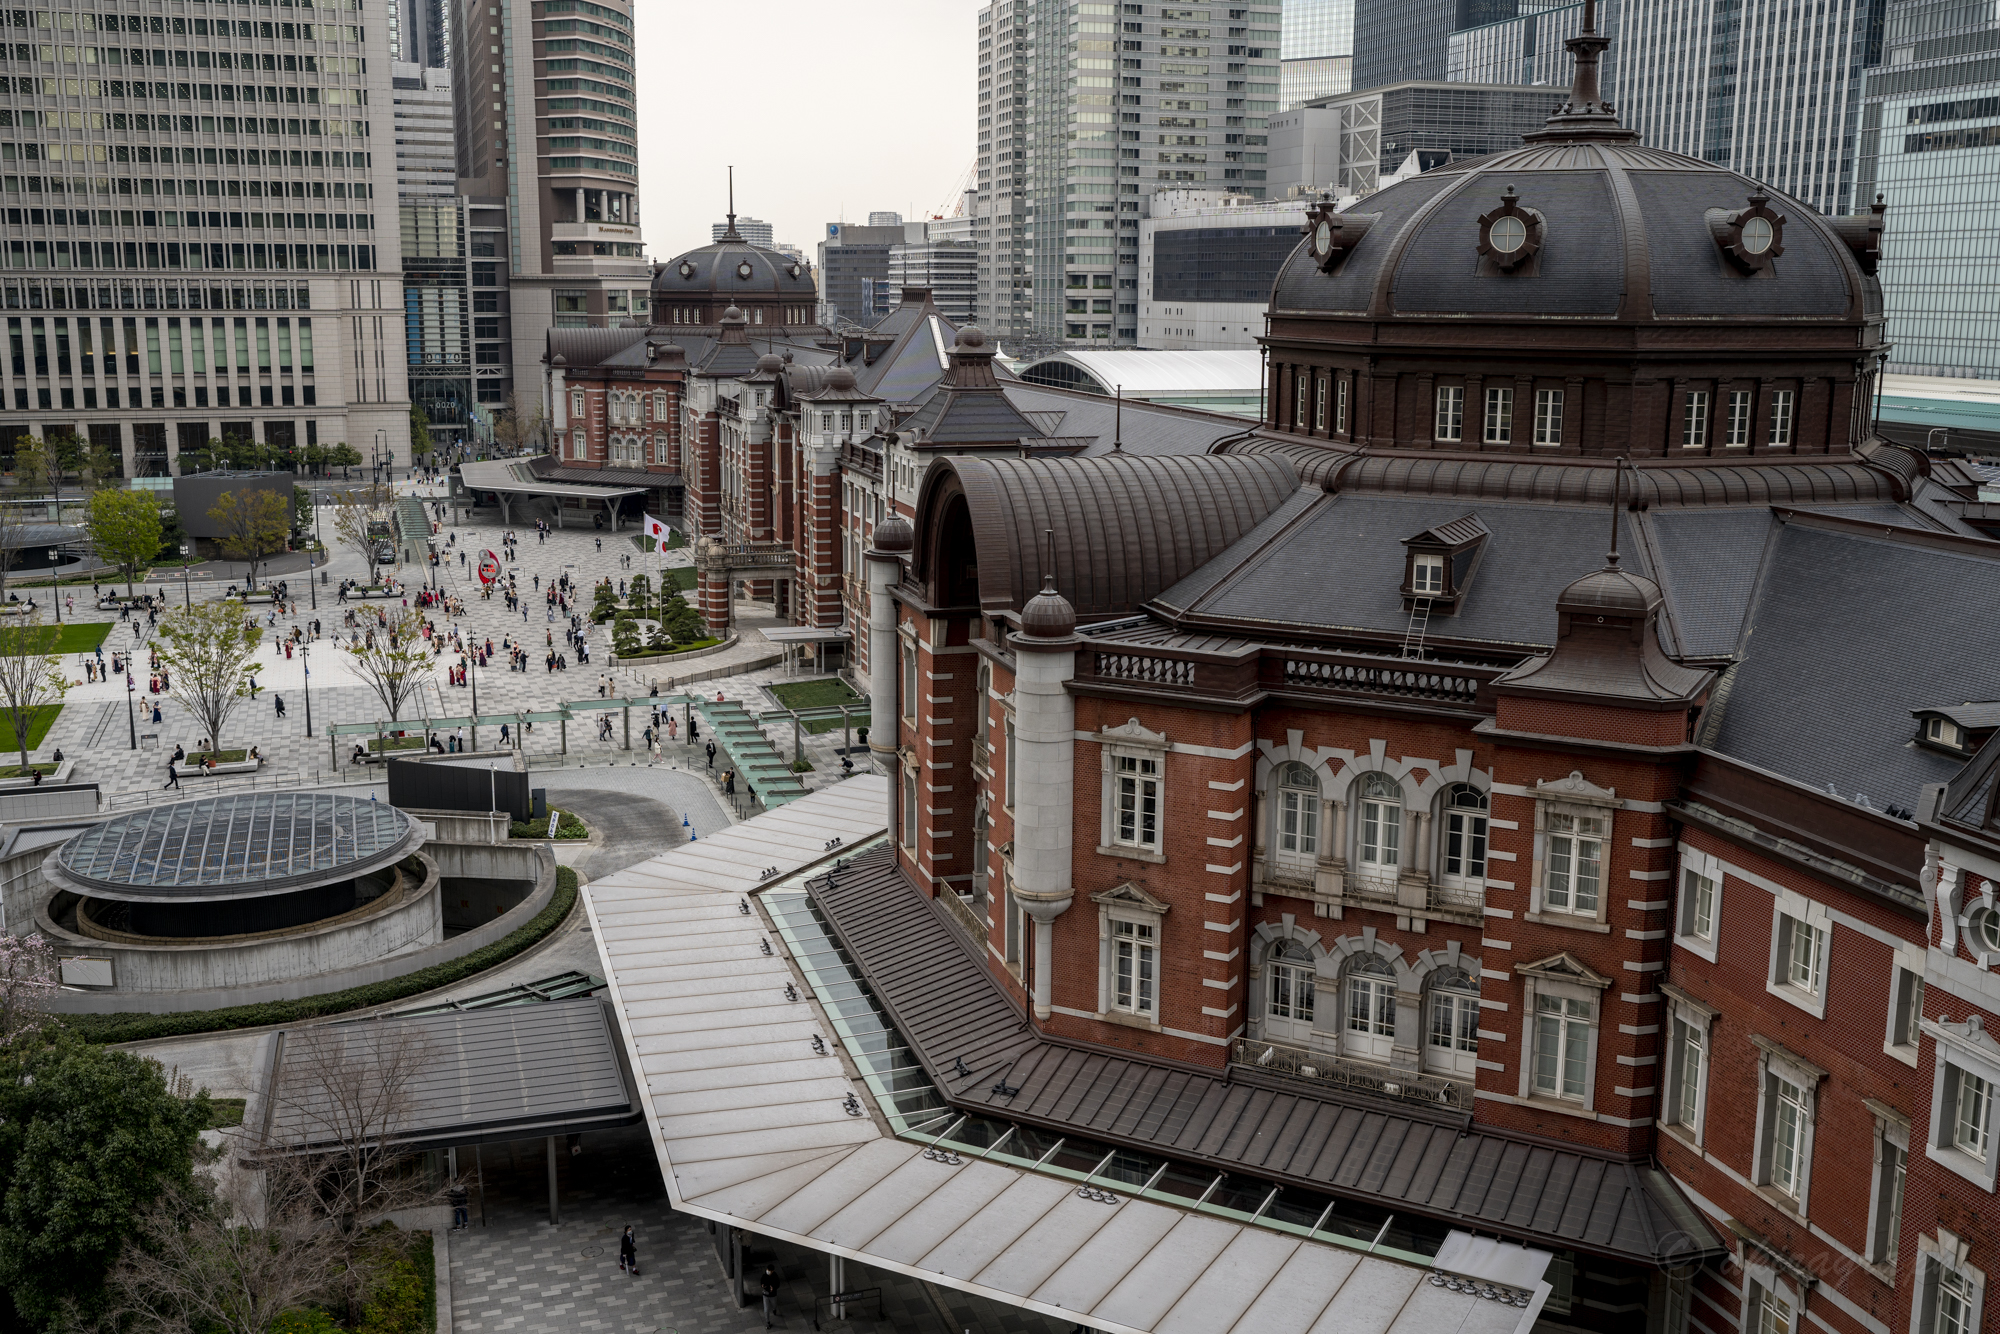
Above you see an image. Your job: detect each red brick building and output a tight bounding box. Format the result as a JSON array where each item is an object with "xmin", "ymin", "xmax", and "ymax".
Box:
[{"xmin": 830, "ymin": 21, "xmax": 2000, "ymax": 1334}]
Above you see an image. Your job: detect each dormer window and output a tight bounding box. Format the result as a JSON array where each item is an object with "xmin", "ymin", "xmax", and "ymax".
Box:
[
  {"xmin": 1413, "ymin": 553, "xmax": 1445, "ymax": 595},
  {"xmin": 1914, "ymin": 704, "xmax": 2000, "ymax": 756},
  {"xmin": 1928, "ymin": 716, "xmax": 1966, "ymax": 751}
]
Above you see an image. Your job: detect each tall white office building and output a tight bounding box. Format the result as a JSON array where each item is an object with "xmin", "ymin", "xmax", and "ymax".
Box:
[
  {"xmin": 974, "ymin": 0, "xmax": 1282, "ymax": 349},
  {"xmin": 0, "ymin": 0, "xmax": 411, "ymax": 474},
  {"xmin": 1281, "ymin": 0, "xmax": 1350, "ymax": 108}
]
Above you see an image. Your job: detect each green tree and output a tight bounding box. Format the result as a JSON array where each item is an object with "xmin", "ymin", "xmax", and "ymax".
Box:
[
  {"xmin": 590, "ymin": 580, "xmax": 619, "ymax": 624},
  {"xmin": 627, "ymin": 572, "xmax": 652, "ymax": 619},
  {"xmin": 343, "ymin": 607, "xmax": 436, "ymax": 726},
  {"xmin": 208, "ymin": 488, "xmax": 291, "ymax": 590},
  {"xmin": 154, "ymin": 600, "xmax": 264, "ymax": 752},
  {"xmin": 0, "ymin": 615, "xmax": 68, "ymax": 773},
  {"xmin": 0, "ymin": 1027, "xmax": 210, "ymax": 1332},
  {"xmin": 660, "ymin": 593, "xmax": 707, "ymax": 645},
  {"xmin": 327, "ymin": 444, "xmax": 363, "ymax": 479},
  {"xmin": 85, "ymin": 488, "xmax": 164, "ymax": 599},
  {"xmin": 408, "ymin": 404, "xmax": 433, "ymax": 462}
]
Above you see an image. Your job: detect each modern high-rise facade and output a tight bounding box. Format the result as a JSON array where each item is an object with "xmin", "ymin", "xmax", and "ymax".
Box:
[
  {"xmin": 712, "ymin": 216, "xmax": 774, "ymax": 249},
  {"xmin": 974, "ymin": 0, "xmax": 1281, "ymax": 350},
  {"xmin": 817, "ymin": 221, "xmax": 905, "ymax": 328},
  {"xmin": 1281, "ymin": 0, "xmax": 1351, "ymax": 108},
  {"xmin": 1858, "ymin": 0, "xmax": 2000, "ymax": 377},
  {"xmin": 453, "ymin": 0, "xmax": 648, "ymax": 426},
  {"xmin": 0, "ymin": 0, "xmax": 412, "ymax": 475},
  {"xmin": 1446, "ymin": 0, "xmax": 1882, "ymax": 217},
  {"xmin": 387, "ymin": 0, "xmax": 449, "ymax": 69},
  {"xmin": 888, "ymin": 218, "xmax": 978, "ymax": 324},
  {"xmin": 394, "ymin": 62, "xmax": 468, "ymax": 447}
]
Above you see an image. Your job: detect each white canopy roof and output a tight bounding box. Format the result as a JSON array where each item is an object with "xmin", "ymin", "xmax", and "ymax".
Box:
[
  {"xmin": 586, "ymin": 780, "xmax": 1549, "ymax": 1334},
  {"xmin": 1018, "ymin": 350, "xmax": 1263, "ymax": 399}
]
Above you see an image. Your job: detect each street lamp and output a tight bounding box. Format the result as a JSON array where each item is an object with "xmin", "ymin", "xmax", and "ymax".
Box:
[
  {"xmin": 310, "ymin": 494, "xmax": 322, "ymax": 611},
  {"xmin": 179, "ymin": 543, "xmax": 191, "ymax": 609},
  {"xmin": 373, "ymin": 429, "xmax": 388, "ymax": 486},
  {"xmin": 46, "ymin": 549, "xmax": 59, "ymax": 623},
  {"xmin": 125, "ymin": 672, "xmax": 136, "ymax": 750},
  {"xmin": 301, "ymin": 642, "xmax": 313, "ymax": 739}
]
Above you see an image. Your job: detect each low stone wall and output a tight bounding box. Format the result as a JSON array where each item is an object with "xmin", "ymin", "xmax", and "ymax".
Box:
[
  {"xmin": 43, "ymin": 840, "xmax": 558, "ymax": 1013},
  {"xmin": 406, "ymin": 808, "xmax": 510, "ymax": 845}
]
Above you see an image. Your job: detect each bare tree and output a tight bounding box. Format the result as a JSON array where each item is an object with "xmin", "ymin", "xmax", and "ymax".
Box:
[
  {"xmin": 329, "ymin": 486, "xmax": 393, "ymax": 576},
  {"xmin": 265, "ymin": 1020, "xmax": 437, "ymax": 1324},
  {"xmin": 102, "ymin": 1155, "xmax": 345, "ymax": 1334},
  {"xmin": 154, "ymin": 601, "xmax": 264, "ymax": 755},
  {"xmin": 491, "ymin": 391, "xmax": 546, "ymax": 455},
  {"xmin": 0, "ymin": 614, "xmax": 70, "ymax": 774},
  {"xmin": 0, "ymin": 931, "xmax": 58, "ymax": 1040},
  {"xmin": 344, "ymin": 607, "xmax": 437, "ymax": 726}
]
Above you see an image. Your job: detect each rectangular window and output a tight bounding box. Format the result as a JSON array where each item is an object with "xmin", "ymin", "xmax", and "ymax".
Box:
[
  {"xmin": 1335, "ymin": 378, "xmax": 1349, "ymax": 433},
  {"xmin": 1893, "ymin": 967, "xmax": 1925, "ymax": 1050},
  {"xmin": 1934, "ymin": 1265, "xmax": 1976, "ymax": 1334},
  {"xmin": 1004, "ymin": 717, "xmax": 1017, "ymax": 809},
  {"xmin": 1534, "ymin": 993, "xmax": 1591, "ymax": 1101},
  {"xmin": 1312, "ymin": 375, "xmax": 1326, "ymax": 430},
  {"xmin": 1872, "ymin": 1136, "xmax": 1905, "ymax": 1265},
  {"xmin": 1112, "ymin": 918, "xmax": 1156, "ymax": 1015},
  {"xmin": 1115, "ymin": 755, "xmax": 1160, "ymax": 849},
  {"xmin": 1726, "ymin": 389, "xmax": 1753, "ymax": 447},
  {"xmin": 1777, "ymin": 914, "xmax": 1824, "ymax": 996},
  {"xmin": 1755, "ymin": 1287, "xmax": 1794, "ymax": 1334},
  {"xmin": 901, "ymin": 767, "xmax": 918, "ymax": 849},
  {"xmin": 1768, "ymin": 389, "xmax": 1795, "ymax": 446},
  {"xmin": 571, "ymin": 390, "xmax": 585, "ymax": 419},
  {"xmin": 1770, "ymin": 1073, "xmax": 1810, "ymax": 1197},
  {"xmin": 1680, "ymin": 866, "xmax": 1716, "ymax": 941},
  {"xmin": 1533, "ymin": 388, "xmax": 1563, "ymax": 445},
  {"xmin": 1670, "ymin": 1014, "xmax": 1705, "ymax": 1131},
  {"xmin": 1294, "ymin": 372, "xmax": 1307, "ymax": 428},
  {"xmin": 1435, "ymin": 386, "xmax": 1464, "ymax": 441},
  {"xmin": 1544, "ymin": 811, "xmax": 1605, "ymax": 914},
  {"xmin": 1412, "ymin": 553, "xmax": 1444, "ymax": 595},
  {"xmin": 1483, "ymin": 386, "xmax": 1513, "ymax": 443},
  {"xmin": 901, "ymin": 644, "xmax": 918, "ymax": 722},
  {"xmin": 1682, "ymin": 390, "xmax": 1710, "ymax": 448},
  {"xmin": 1954, "ymin": 1067, "xmax": 1991, "ymax": 1160}
]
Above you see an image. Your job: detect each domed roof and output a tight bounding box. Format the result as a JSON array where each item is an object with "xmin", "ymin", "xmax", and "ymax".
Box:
[
  {"xmin": 1558, "ymin": 562, "xmax": 1660, "ymax": 617},
  {"xmin": 1272, "ymin": 16, "xmax": 1879, "ymax": 328},
  {"xmin": 873, "ymin": 514, "xmax": 915, "ymax": 555},
  {"xmin": 1020, "ymin": 580, "xmax": 1078, "ymax": 640},
  {"xmin": 654, "ymin": 227, "xmax": 814, "ymax": 301}
]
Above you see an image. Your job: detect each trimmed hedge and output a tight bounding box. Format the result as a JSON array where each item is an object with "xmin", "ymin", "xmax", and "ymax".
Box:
[{"xmin": 60, "ymin": 867, "xmax": 578, "ymax": 1044}]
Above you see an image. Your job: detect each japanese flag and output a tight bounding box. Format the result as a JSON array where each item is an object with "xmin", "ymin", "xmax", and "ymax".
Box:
[{"xmin": 643, "ymin": 514, "xmax": 668, "ymax": 541}]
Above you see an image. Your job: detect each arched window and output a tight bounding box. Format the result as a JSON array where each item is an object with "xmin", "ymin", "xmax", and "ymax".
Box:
[
  {"xmin": 1441, "ymin": 784, "xmax": 1488, "ymax": 885},
  {"xmin": 1342, "ymin": 953, "xmax": 1397, "ymax": 1062},
  {"xmin": 1425, "ymin": 965, "xmax": 1480, "ymax": 1078},
  {"xmin": 1276, "ymin": 761, "xmax": 1319, "ymax": 865},
  {"xmin": 1356, "ymin": 774, "xmax": 1403, "ymax": 882},
  {"xmin": 1266, "ymin": 938, "xmax": 1316, "ymax": 1042}
]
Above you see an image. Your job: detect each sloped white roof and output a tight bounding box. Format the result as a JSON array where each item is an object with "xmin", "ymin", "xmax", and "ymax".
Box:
[
  {"xmin": 586, "ymin": 779, "xmax": 1548, "ymax": 1334},
  {"xmin": 1020, "ymin": 350, "xmax": 1264, "ymax": 398}
]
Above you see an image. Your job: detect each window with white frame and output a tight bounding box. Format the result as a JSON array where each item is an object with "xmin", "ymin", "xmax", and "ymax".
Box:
[
  {"xmin": 571, "ymin": 430, "xmax": 586, "ymax": 460},
  {"xmin": 901, "ymin": 765, "xmax": 918, "ymax": 850},
  {"xmin": 1313, "ymin": 375, "xmax": 1327, "ymax": 430},
  {"xmin": 1295, "ymin": 373, "xmax": 1309, "ymax": 429},
  {"xmin": 1543, "ymin": 809, "xmax": 1605, "ymax": 915},
  {"xmin": 1274, "ymin": 761, "xmax": 1319, "ymax": 866},
  {"xmin": 571, "ymin": 390, "xmax": 585, "ymax": 419},
  {"xmin": 1931, "ymin": 1265, "xmax": 1979, "ymax": 1334},
  {"xmin": 1440, "ymin": 784, "xmax": 1488, "ymax": 887},
  {"xmin": 1266, "ymin": 938, "xmax": 1316, "ymax": 1041},
  {"xmin": 1533, "ymin": 388, "xmax": 1563, "ymax": 445},
  {"xmin": 1484, "ymin": 386, "xmax": 1514, "ymax": 443},
  {"xmin": 1726, "ymin": 389, "xmax": 1753, "ymax": 447},
  {"xmin": 1663, "ymin": 1001, "xmax": 1709, "ymax": 1140},
  {"xmin": 1354, "ymin": 773, "xmax": 1403, "ymax": 883},
  {"xmin": 1424, "ymin": 966, "xmax": 1479, "ymax": 1077},
  {"xmin": 1752, "ymin": 1041, "xmax": 1824, "ymax": 1210},
  {"xmin": 1750, "ymin": 1283, "xmax": 1794, "ymax": 1334},
  {"xmin": 1890, "ymin": 963, "xmax": 1925, "ymax": 1058},
  {"xmin": 1004, "ymin": 716, "xmax": 1017, "ymax": 809},
  {"xmin": 1768, "ymin": 390, "xmax": 1796, "ymax": 447},
  {"xmin": 1336, "ymin": 378, "xmax": 1350, "ymax": 433},
  {"xmin": 1113, "ymin": 754, "xmax": 1160, "ymax": 850},
  {"xmin": 1412, "ymin": 552, "xmax": 1445, "ymax": 595},
  {"xmin": 1682, "ymin": 390, "xmax": 1710, "ymax": 448},
  {"xmin": 1770, "ymin": 906, "xmax": 1827, "ymax": 1009},
  {"xmin": 900, "ymin": 642, "xmax": 918, "ymax": 722},
  {"xmin": 1952, "ymin": 1065, "xmax": 1990, "ymax": 1161},
  {"xmin": 652, "ymin": 391, "xmax": 666, "ymax": 420},
  {"xmin": 1913, "ymin": 1238, "xmax": 1985, "ymax": 1334},
  {"xmin": 1341, "ymin": 953, "xmax": 1397, "ymax": 1062},
  {"xmin": 1533, "ymin": 992, "xmax": 1593, "ymax": 1101},
  {"xmin": 1004, "ymin": 882, "xmax": 1022, "ymax": 967},
  {"xmin": 1435, "ymin": 385, "xmax": 1464, "ymax": 441},
  {"xmin": 1110, "ymin": 916, "xmax": 1157, "ymax": 1018},
  {"xmin": 1675, "ymin": 848, "xmax": 1721, "ymax": 961},
  {"xmin": 1867, "ymin": 1111, "xmax": 1908, "ymax": 1267}
]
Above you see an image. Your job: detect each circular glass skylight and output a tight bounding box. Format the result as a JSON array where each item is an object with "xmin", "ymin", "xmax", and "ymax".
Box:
[
  {"xmin": 1740, "ymin": 216, "xmax": 1774, "ymax": 255},
  {"xmin": 1488, "ymin": 215, "xmax": 1528, "ymax": 254}
]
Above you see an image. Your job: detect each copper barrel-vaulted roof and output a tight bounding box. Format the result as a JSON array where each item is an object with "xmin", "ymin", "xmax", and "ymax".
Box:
[{"xmin": 916, "ymin": 452, "xmax": 1302, "ymax": 617}]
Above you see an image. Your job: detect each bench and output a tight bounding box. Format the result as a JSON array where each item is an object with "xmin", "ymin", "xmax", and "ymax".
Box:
[{"xmin": 171, "ymin": 758, "xmax": 263, "ymax": 778}]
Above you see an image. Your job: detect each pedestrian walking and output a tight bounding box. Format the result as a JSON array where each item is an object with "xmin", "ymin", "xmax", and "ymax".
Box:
[
  {"xmin": 705, "ymin": 741, "xmax": 716, "ymax": 769},
  {"xmin": 163, "ymin": 759, "xmax": 180, "ymax": 790},
  {"xmin": 619, "ymin": 1226, "xmax": 638, "ymax": 1275},
  {"xmin": 274, "ymin": 694, "xmax": 286, "ymax": 718},
  {"xmin": 448, "ymin": 1180, "xmax": 469, "ymax": 1231},
  {"xmin": 760, "ymin": 1265, "xmax": 780, "ymax": 1327},
  {"xmin": 724, "ymin": 769, "xmax": 736, "ymax": 796}
]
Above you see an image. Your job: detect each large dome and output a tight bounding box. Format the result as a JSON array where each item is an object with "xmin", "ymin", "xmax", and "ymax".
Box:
[
  {"xmin": 654, "ymin": 235, "xmax": 815, "ymax": 303},
  {"xmin": 1272, "ymin": 140, "xmax": 1880, "ymax": 326}
]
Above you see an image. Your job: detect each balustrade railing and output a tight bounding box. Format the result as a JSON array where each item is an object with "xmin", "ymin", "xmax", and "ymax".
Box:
[{"xmin": 1230, "ymin": 1037, "xmax": 1472, "ymax": 1112}]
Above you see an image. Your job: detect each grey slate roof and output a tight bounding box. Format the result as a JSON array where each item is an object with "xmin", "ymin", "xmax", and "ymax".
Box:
[
  {"xmin": 1393, "ymin": 171, "xmax": 1623, "ymax": 316},
  {"xmin": 810, "ymin": 848, "xmax": 1723, "ymax": 1268},
  {"xmin": 1003, "ymin": 384, "xmax": 1248, "ymax": 458}
]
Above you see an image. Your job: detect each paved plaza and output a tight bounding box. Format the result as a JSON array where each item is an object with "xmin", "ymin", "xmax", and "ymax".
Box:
[
  {"xmin": 449, "ymin": 1125, "xmax": 1075, "ymax": 1334},
  {"xmin": 29, "ymin": 483, "xmax": 872, "ymax": 814}
]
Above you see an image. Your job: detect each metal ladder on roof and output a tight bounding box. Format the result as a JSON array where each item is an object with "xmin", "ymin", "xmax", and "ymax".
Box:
[{"xmin": 1401, "ymin": 598, "xmax": 1433, "ymax": 660}]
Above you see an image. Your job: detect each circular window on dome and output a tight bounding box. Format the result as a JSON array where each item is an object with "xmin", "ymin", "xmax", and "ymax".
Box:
[
  {"xmin": 1303, "ymin": 194, "xmax": 1372, "ymax": 273},
  {"xmin": 1715, "ymin": 192, "xmax": 1786, "ymax": 273},
  {"xmin": 737, "ymin": 261, "xmax": 755, "ymax": 280},
  {"xmin": 1476, "ymin": 188, "xmax": 1543, "ymax": 273},
  {"xmin": 678, "ymin": 261, "xmax": 696, "ymax": 279},
  {"xmin": 788, "ymin": 263, "xmax": 802, "ymax": 279}
]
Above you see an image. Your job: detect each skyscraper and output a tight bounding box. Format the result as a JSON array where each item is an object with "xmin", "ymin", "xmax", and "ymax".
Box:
[
  {"xmin": 1350, "ymin": 0, "xmax": 1456, "ymax": 88},
  {"xmin": 713, "ymin": 217, "xmax": 775, "ymax": 249},
  {"xmin": 0, "ymin": 0, "xmax": 411, "ymax": 475},
  {"xmin": 1282, "ymin": 0, "xmax": 1352, "ymax": 108},
  {"xmin": 388, "ymin": 0, "xmax": 451, "ymax": 69},
  {"xmin": 974, "ymin": 0, "xmax": 1282, "ymax": 349},
  {"xmin": 1859, "ymin": 0, "xmax": 2000, "ymax": 377},
  {"xmin": 395, "ymin": 63, "xmax": 470, "ymax": 448},
  {"xmin": 453, "ymin": 0, "xmax": 649, "ymax": 423}
]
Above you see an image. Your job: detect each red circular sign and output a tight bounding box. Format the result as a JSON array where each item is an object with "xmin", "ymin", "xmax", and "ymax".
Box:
[{"xmin": 478, "ymin": 550, "xmax": 501, "ymax": 584}]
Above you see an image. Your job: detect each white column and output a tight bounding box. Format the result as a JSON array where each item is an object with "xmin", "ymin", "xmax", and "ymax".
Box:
[
  {"xmin": 865, "ymin": 545, "xmax": 902, "ymax": 835},
  {"xmin": 1013, "ymin": 634, "xmax": 1077, "ymax": 1020},
  {"xmin": 575, "ymin": 188, "xmax": 585, "ymax": 225}
]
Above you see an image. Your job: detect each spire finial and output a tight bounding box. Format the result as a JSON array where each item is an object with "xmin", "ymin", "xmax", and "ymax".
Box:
[
  {"xmin": 1042, "ymin": 528, "xmax": 1058, "ymax": 594},
  {"xmin": 1520, "ymin": 0, "xmax": 1635, "ymax": 144},
  {"xmin": 1607, "ymin": 457, "xmax": 1625, "ymax": 569},
  {"xmin": 724, "ymin": 165, "xmax": 741, "ymax": 242}
]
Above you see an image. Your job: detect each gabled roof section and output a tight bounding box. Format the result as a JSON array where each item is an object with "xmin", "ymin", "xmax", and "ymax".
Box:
[
  {"xmin": 1406, "ymin": 513, "xmax": 1491, "ymax": 550},
  {"xmin": 546, "ymin": 327, "xmax": 651, "ymax": 371}
]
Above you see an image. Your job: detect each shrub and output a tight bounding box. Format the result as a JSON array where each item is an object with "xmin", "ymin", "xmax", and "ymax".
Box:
[
  {"xmin": 58, "ymin": 870, "xmax": 578, "ymax": 1044},
  {"xmin": 273, "ymin": 1308, "xmax": 343, "ymax": 1334},
  {"xmin": 355, "ymin": 1226, "xmax": 433, "ymax": 1334}
]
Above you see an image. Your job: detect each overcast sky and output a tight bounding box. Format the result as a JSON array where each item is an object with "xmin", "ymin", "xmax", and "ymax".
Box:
[{"xmin": 632, "ymin": 1, "xmax": 983, "ymax": 260}]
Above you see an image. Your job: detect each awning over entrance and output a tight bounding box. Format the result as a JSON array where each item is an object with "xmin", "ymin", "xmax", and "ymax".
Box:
[
  {"xmin": 586, "ymin": 781, "xmax": 1552, "ymax": 1334},
  {"xmin": 457, "ymin": 457, "xmax": 652, "ymax": 528}
]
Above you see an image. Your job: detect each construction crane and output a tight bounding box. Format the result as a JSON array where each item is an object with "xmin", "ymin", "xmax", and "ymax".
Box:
[{"xmin": 933, "ymin": 156, "xmax": 978, "ymax": 218}]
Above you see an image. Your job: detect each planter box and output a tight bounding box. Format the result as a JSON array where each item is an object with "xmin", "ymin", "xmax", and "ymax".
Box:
[
  {"xmin": 0, "ymin": 759, "xmax": 75, "ymax": 788},
  {"xmin": 223, "ymin": 593, "xmax": 277, "ymax": 605},
  {"xmin": 172, "ymin": 758, "xmax": 263, "ymax": 778}
]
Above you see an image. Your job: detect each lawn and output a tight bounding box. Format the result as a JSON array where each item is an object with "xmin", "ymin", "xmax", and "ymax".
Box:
[
  {"xmin": 51, "ymin": 622, "xmax": 112, "ymax": 653},
  {"xmin": 661, "ymin": 566, "xmax": 698, "ymax": 592},
  {"xmin": 767, "ymin": 679, "xmax": 871, "ymax": 735},
  {"xmin": 0, "ymin": 705, "xmax": 61, "ymax": 754}
]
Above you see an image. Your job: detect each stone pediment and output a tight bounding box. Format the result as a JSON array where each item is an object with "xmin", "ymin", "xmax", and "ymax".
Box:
[
  {"xmin": 1100, "ymin": 717, "xmax": 1169, "ymax": 749},
  {"xmin": 1090, "ymin": 881, "xmax": 1171, "ymax": 914},
  {"xmin": 1534, "ymin": 770, "xmax": 1619, "ymax": 808},
  {"xmin": 1516, "ymin": 951, "xmax": 1614, "ymax": 990}
]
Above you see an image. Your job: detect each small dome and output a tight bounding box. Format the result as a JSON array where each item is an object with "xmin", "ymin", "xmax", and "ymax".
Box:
[
  {"xmin": 955, "ymin": 326, "xmax": 989, "ymax": 351},
  {"xmin": 755, "ymin": 353, "xmax": 784, "ymax": 372},
  {"xmin": 721, "ymin": 305, "xmax": 745, "ymax": 322},
  {"xmin": 1559, "ymin": 564, "xmax": 1661, "ymax": 617},
  {"xmin": 827, "ymin": 367, "xmax": 857, "ymax": 391},
  {"xmin": 1020, "ymin": 583, "xmax": 1078, "ymax": 639},
  {"xmin": 873, "ymin": 514, "xmax": 915, "ymax": 554}
]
